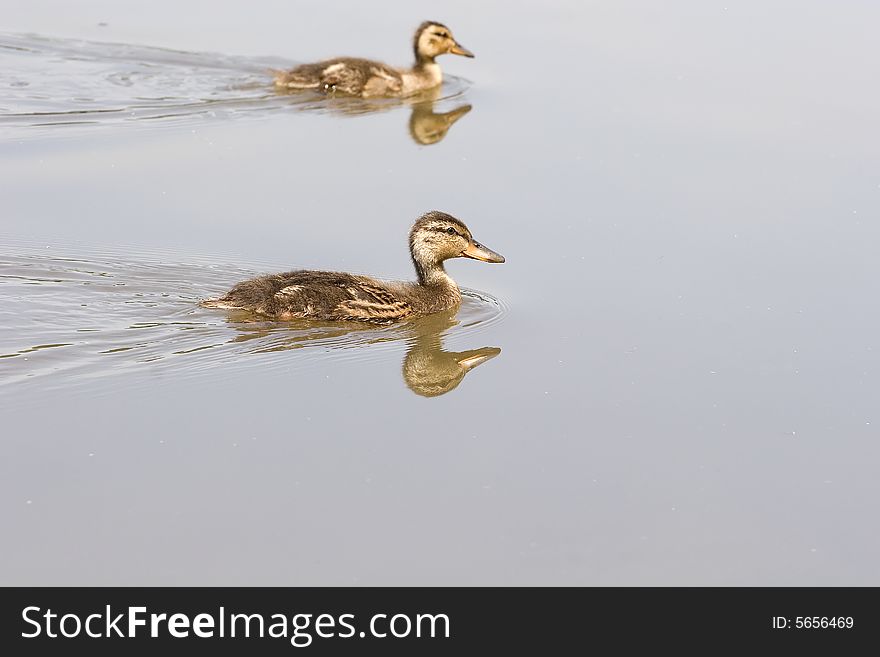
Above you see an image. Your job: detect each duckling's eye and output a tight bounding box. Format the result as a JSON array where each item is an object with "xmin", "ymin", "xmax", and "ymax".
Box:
[
  {"xmin": 446, "ymin": 227, "xmax": 457, "ymax": 235},
  {"xmin": 436, "ymin": 32, "xmax": 449, "ymax": 38}
]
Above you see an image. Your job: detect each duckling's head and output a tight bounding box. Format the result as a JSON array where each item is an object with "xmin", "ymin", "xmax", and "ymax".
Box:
[
  {"xmin": 409, "ymin": 211, "xmax": 504, "ymax": 284},
  {"xmin": 413, "ymin": 21, "xmax": 474, "ymax": 64}
]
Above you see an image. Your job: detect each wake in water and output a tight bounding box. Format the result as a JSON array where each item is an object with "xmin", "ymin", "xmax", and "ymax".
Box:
[
  {"xmin": 0, "ymin": 33, "xmax": 471, "ymax": 138},
  {"xmin": 0, "ymin": 245, "xmax": 504, "ymax": 396}
]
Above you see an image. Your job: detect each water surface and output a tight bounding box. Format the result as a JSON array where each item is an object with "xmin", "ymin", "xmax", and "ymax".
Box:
[{"xmin": 2, "ymin": 0, "xmax": 879, "ymax": 585}]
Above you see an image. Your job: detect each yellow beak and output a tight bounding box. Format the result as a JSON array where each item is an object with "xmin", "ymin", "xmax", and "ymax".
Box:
[
  {"xmin": 463, "ymin": 240, "xmax": 505, "ymax": 263},
  {"xmin": 449, "ymin": 42, "xmax": 475, "ymax": 58}
]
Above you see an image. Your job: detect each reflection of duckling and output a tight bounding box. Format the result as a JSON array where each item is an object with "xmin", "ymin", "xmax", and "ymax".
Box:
[
  {"xmin": 283, "ymin": 84, "xmax": 473, "ymax": 146},
  {"xmin": 409, "ymin": 99, "xmax": 471, "ymax": 145},
  {"xmin": 405, "ymin": 345, "xmax": 500, "ymax": 396},
  {"xmin": 201, "ymin": 211, "xmax": 504, "ymax": 324},
  {"xmin": 273, "ymin": 21, "xmax": 473, "ymax": 97},
  {"xmin": 402, "ymin": 309, "xmax": 500, "ymax": 397},
  {"xmin": 213, "ymin": 305, "xmax": 501, "ymax": 397}
]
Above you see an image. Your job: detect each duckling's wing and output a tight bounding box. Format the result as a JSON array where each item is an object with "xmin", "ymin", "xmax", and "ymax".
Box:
[
  {"xmin": 360, "ymin": 65, "xmax": 403, "ymax": 97},
  {"xmin": 323, "ymin": 59, "xmax": 402, "ymax": 96},
  {"xmin": 334, "ymin": 281, "xmax": 412, "ymax": 322},
  {"xmin": 274, "ymin": 60, "xmax": 364, "ymax": 90},
  {"xmin": 276, "ymin": 58, "xmax": 402, "ymax": 96},
  {"xmin": 269, "ymin": 273, "xmax": 411, "ymax": 323},
  {"xmin": 206, "ymin": 270, "xmax": 412, "ymax": 323}
]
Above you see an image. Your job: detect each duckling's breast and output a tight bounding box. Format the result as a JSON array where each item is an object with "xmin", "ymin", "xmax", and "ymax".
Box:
[{"xmin": 401, "ymin": 63, "xmax": 442, "ymax": 94}]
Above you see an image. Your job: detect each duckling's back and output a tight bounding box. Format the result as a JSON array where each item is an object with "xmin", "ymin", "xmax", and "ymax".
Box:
[
  {"xmin": 274, "ymin": 58, "xmax": 403, "ymax": 97},
  {"xmin": 201, "ymin": 270, "xmax": 415, "ymax": 323}
]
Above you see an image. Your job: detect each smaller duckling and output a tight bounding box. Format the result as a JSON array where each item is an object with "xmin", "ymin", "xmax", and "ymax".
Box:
[
  {"xmin": 201, "ymin": 211, "xmax": 504, "ymax": 324},
  {"xmin": 274, "ymin": 21, "xmax": 473, "ymax": 98}
]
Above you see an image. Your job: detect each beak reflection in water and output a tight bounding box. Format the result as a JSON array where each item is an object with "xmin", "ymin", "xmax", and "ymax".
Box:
[{"xmin": 221, "ymin": 306, "xmax": 500, "ymax": 397}]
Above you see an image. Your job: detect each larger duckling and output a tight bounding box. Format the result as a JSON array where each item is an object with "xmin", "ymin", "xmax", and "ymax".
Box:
[
  {"xmin": 201, "ymin": 211, "xmax": 504, "ymax": 324},
  {"xmin": 273, "ymin": 21, "xmax": 473, "ymax": 97}
]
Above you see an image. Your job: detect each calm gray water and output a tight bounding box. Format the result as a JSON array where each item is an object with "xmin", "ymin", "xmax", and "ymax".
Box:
[{"xmin": 2, "ymin": 1, "xmax": 879, "ymax": 585}]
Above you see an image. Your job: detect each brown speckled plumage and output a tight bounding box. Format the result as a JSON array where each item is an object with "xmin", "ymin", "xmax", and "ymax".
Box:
[
  {"xmin": 275, "ymin": 58, "xmax": 404, "ymax": 96},
  {"xmin": 201, "ymin": 211, "xmax": 504, "ymax": 325}
]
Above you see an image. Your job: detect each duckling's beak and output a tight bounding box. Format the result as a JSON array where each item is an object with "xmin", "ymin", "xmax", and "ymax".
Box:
[
  {"xmin": 449, "ymin": 42, "xmax": 475, "ymax": 58},
  {"xmin": 463, "ymin": 240, "xmax": 505, "ymax": 263}
]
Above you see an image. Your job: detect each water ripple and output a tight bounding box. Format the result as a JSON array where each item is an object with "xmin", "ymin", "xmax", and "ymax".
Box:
[{"xmin": 0, "ymin": 242, "xmax": 505, "ymax": 391}]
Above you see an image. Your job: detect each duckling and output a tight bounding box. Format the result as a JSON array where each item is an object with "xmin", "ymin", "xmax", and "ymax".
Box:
[
  {"xmin": 273, "ymin": 21, "xmax": 474, "ymax": 98},
  {"xmin": 200, "ymin": 211, "xmax": 504, "ymax": 324}
]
